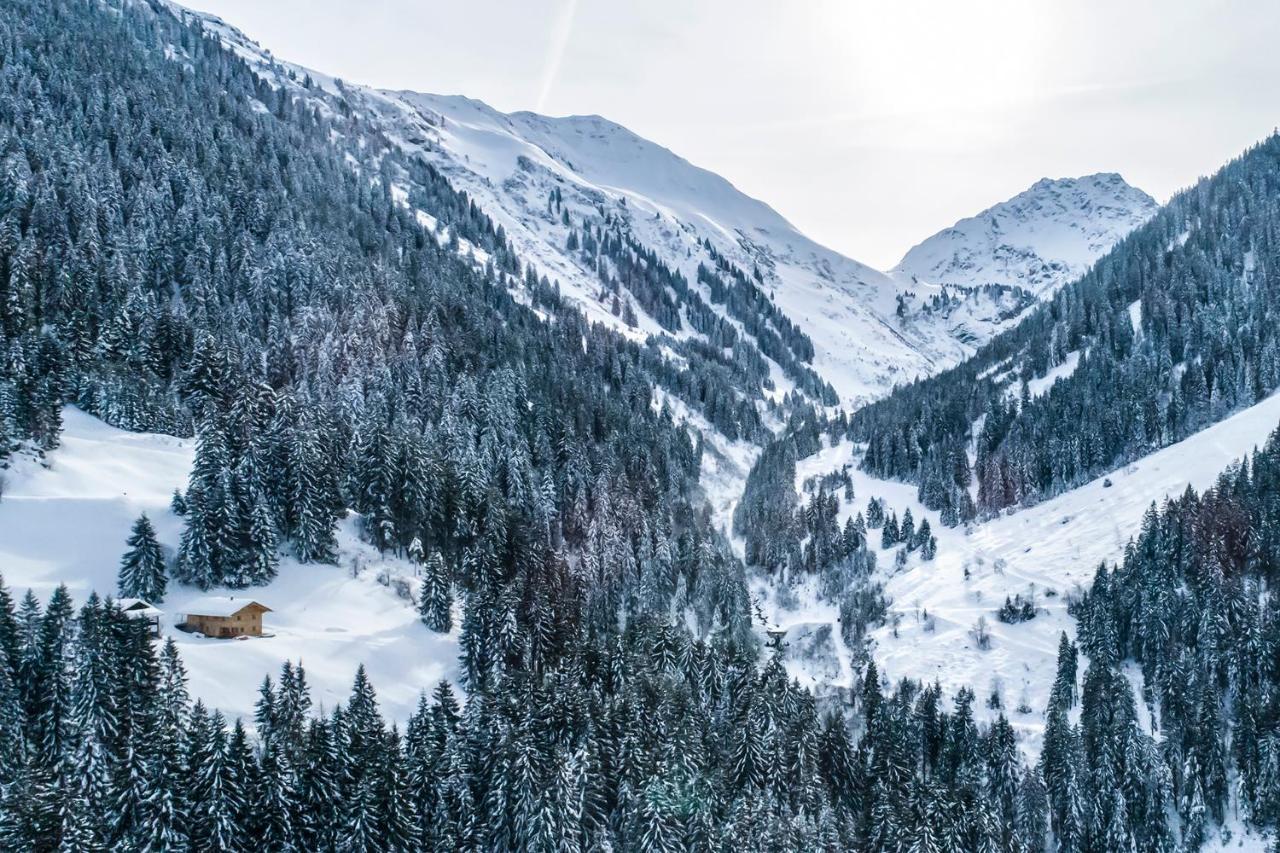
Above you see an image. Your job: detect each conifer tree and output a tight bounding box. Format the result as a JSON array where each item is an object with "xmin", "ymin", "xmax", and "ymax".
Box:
[
  {"xmin": 881, "ymin": 512, "xmax": 900, "ymax": 549},
  {"xmin": 186, "ymin": 706, "xmax": 238, "ymax": 851},
  {"xmin": 118, "ymin": 513, "xmax": 167, "ymax": 602},
  {"xmin": 866, "ymin": 498, "xmax": 885, "ymax": 529},
  {"xmin": 243, "ymin": 496, "xmax": 279, "ymax": 587},
  {"xmin": 900, "ymin": 509, "xmax": 915, "ymax": 548},
  {"xmin": 919, "ymin": 530, "xmax": 937, "ymax": 561},
  {"xmin": 417, "ymin": 550, "xmax": 453, "ymax": 633},
  {"xmin": 175, "ymin": 493, "xmax": 216, "ymax": 591}
]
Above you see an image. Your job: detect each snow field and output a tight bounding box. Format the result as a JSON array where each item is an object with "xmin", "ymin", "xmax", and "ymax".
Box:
[
  {"xmin": 757, "ymin": 391, "xmax": 1280, "ymax": 755},
  {"xmin": 0, "ymin": 407, "xmax": 459, "ymax": 726}
]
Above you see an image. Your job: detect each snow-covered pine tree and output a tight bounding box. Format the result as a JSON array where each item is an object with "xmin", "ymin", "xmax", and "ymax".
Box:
[
  {"xmin": 417, "ymin": 550, "xmax": 453, "ymax": 634},
  {"xmin": 118, "ymin": 513, "xmax": 167, "ymax": 602}
]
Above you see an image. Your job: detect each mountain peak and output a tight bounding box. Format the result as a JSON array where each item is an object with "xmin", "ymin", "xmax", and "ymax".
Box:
[
  {"xmin": 892, "ymin": 173, "xmax": 1157, "ymax": 298},
  {"xmin": 1030, "ymin": 171, "xmax": 1124, "ymax": 188}
]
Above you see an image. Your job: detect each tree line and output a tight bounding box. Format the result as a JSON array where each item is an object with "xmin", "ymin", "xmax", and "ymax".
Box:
[
  {"xmin": 850, "ymin": 134, "xmax": 1280, "ymax": 522},
  {"xmin": 0, "ymin": 579, "xmax": 1056, "ymax": 852}
]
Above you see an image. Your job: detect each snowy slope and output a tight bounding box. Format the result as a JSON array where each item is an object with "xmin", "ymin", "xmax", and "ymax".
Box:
[
  {"xmin": 170, "ymin": 3, "xmax": 1170, "ymax": 408},
  {"xmin": 763, "ymin": 391, "xmax": 1280, "ymax": 755},
  {"xmin": 168, "ymin": 2, "xmax": 976, "ymax": 406},
  {"xmin": 370, "ymin": 91, "xmax": 964, "ymax": 405},
  {"xmin": 894, "ymin": 173, "xmax": 1158, "ymax": 298},
  {"xmin": 0, "ymin": 408, "xmax": 459, "ymax": 725},
  {"xmin": 170, "ymin": 3, "xmax": 1171, "ymax": 411},
  {"xmin": 376, "ymin": 114, "xmax": 1159, "ymax": 398}
]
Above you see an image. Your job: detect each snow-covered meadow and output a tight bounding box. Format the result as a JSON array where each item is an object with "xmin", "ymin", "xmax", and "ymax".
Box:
[
  {"xmin": 0, "ymin": 407, "xmax": 459, "ymax": 726},
  {"xmin": 755, "ymin": 392, "xmax": 1280, "ymax": 756}
]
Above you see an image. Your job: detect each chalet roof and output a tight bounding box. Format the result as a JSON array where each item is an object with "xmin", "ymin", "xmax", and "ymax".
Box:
[
  {"xmin": 117, "ymin": 597, "xmax": 158, "ymax": 612},
  {"xmin": 121, "ymin": 605, "xmax": 163, "ymax": 620},
  {"xmin": 180, "ymin": 596, "xmax": 272, "ymax": 618}
]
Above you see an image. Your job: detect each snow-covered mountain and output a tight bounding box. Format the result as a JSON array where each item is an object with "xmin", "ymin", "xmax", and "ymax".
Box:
[
  {"xmin": 175, "ymin": 6, "xmax": 1165, "ymax": 408},
  {"xmin": 353, "ymin": 107, "xmax": 1160, "ymax": 398},
  {"xmin": 893, "ymin": 173, "xmax": 1158, "ymax": 297},
  {"xmin": 363, "ymin": 91, "xmax": 972, "ymax": 406},
  {"xmin": 172, "ymin": 5, "xmax": 983, "ymax": 407}
]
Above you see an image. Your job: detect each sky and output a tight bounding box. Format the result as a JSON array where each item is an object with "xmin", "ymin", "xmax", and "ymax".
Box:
[{"xmin": 189, "ymin": 0, "xmax": 1280, "ymax": 269}]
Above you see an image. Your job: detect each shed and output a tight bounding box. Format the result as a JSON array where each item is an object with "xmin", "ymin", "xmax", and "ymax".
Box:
[
  {"xmin": 179, "ymin": 597, "xmax": 272, "ymax": 638},
  {"xmin": 117, "ymin": 598, "xmax": 162, "ymax": 637}
]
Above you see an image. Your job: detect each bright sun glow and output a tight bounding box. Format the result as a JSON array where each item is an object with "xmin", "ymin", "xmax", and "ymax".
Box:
[{"xmin": 833, "ymin": 1, "xmax": 1049, "ymax": 118}]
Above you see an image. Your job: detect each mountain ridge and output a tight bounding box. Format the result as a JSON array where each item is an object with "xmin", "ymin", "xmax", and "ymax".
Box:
[
  {"xmin": 378, "ymin": 88, "xmax": 951, "ymax": 405},
  {"xmin": 893, "ymin": 171, "xmax": 1159, "ymax": 298},
  {"xmin": 171, "ymin": 1, "xmax": 1160, "ymax": 408}
]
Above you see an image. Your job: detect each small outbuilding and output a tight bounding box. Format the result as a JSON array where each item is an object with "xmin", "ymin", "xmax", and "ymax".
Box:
[
  {"xmin": 179, "ymin": 597, "xmax": 272, "ymax": 639},
  {"xmin": 117, "ymin": 598, "xmax": 162, "ymax": 637}
]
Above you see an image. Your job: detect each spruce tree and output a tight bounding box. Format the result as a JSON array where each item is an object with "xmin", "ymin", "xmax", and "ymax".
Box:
[
  {"xmin": 866, "ymin": 498, "xmax": 885, "ymax": 529},
  {"xmin": 175, "ymin": 491, "xmax": 216, "ymax": 591},
  {"xmin": 418, "ymin": 550, "xmax": 453, "ymax": 634},
  {"xmin": 243, "ymin": 496, "xmax": 279, "ymax": 586},
  {"xmin": 900, "ymin": 509, "xmax": 915, "ymax": 548},
  {"xmin": 118, "ymin": 513, "xmax": 167, "ymax": 602}
]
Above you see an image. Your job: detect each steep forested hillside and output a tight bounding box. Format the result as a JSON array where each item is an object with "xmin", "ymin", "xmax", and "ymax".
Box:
[
  {"xmin": 1059, "ymin": 432, "xmax": 1280, "ymax": 847},
  {"xmin": 368, "ymin": 89, "xmax": 947, "ymax": 407},
  {"xmin": 850, "ymin": 135, "xmax": 1280, "ymax": 522},
  {"xmin": 0, "ymin": 0, "xmax": 762, "ymax": 635}
]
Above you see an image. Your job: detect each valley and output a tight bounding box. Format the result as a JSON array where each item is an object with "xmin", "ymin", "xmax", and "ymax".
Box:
[{"xmin": 0, "ymin": 0, "xmax": 1275, "ymax": 847}]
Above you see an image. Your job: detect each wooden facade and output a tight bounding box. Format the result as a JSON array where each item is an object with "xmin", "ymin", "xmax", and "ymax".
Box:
[{"xmin": 181, "ymin": 600, "xmax": 272, "ymax": 638}]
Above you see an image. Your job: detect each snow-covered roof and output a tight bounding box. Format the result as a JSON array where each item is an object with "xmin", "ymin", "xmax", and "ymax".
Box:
[
  {"xmin": 117, "ymin": 597, "xmax": 158, "ymax": 611},
  {"xmin": 179, "ymin": 596, "xmax": 272, "ymax": 618}
]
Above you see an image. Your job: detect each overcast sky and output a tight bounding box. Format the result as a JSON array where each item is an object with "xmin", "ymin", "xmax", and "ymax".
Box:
[{"xmin": 190, "ymin": 0, "xmax": 1280, "ymax": 269}]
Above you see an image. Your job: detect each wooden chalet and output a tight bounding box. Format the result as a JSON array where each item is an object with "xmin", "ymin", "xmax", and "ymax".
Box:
[{"xmin": 179, "ymin": 596, "xmax": 272, "ymax": 638}]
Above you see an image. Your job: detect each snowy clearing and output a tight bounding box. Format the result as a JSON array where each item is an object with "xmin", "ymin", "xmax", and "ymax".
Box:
[
  {"xmin": 0, "ymin": 407, "xmax": 459, "ymax": 726},
  {"xmin": 761, "ymin": 391, "xmax": 1280, "ymax": 755}
]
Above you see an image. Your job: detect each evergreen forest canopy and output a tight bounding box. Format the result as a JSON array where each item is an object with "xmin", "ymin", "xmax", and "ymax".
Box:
[
  {"xmin": 17, "ymin": 414, "xmax": 1280, "ymax": 849},
  {"xmin": 2, "ymin": 0, "xmax": 1280, "ymax": 848},
  {"xmin": 0, "ymin": 578, "xmax": 1058, "ymax": 851}
]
